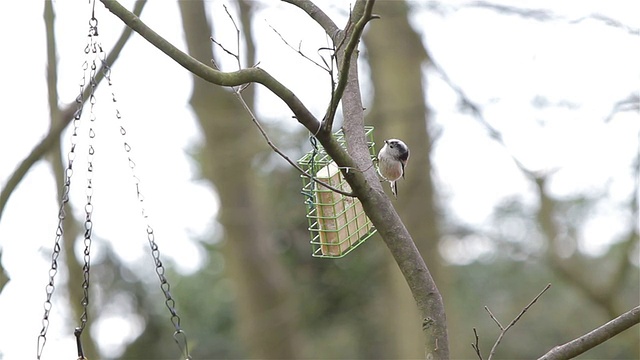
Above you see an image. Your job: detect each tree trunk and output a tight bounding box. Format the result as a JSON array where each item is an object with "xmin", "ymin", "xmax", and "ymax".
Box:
[
  {"xmin": 365, "ymin": 2, "xmax": 444, "ymax": 358},
  {"xmin": 178, "ymin": 2, "xmax": 301, "ymax": 358}
]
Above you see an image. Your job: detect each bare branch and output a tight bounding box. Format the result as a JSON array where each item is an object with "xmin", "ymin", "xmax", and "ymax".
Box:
[
  {"xmin": 281, "ymin": 0, "xmax": 340, "ymax": 39},
  {"xmin": 0, "ymin": 0, "xmax": 147, "ymax": 224},
  {"xmin": 484, "ymin": 306, "xmax": 505, "ymax": 331},
  {"xmin": 483, "ymin": 283, "xmax": 552, "ymax": 360},
  {"xmin": 604, "ymin": 93, "xmax": 640, "ymax": 122},
  {"xmin": 538, "ymin": 306, "xmax": 640, "ymax": 360},
  {"xmin": 267, "ymin": 22, "xmax": 331, "ymax": 72},
  {"xmin": 100, "ymin": 0, "xmax": 323, "ymax": 138},
  {"xmin": 323, "ymin": 0, "xmax": 376, "ymax": 131},
  {"xmin": 210, "ymin": 37, "xmax": 239, "ymax": 60},
  {"xmin": 233, "ymin": 87, "xmax": 355, "ymax": 197},
  {"xmin": 471, "ymin": 328, "xmax": 483, "ymax": 360}
]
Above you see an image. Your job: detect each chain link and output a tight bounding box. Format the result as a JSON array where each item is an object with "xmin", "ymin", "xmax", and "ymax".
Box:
[
  {"xmin": 100, "ymin": 42, "xmax": 192, "ymax": 360},
  {"xmin": 37, "ymin": 13, "xmax": 100, "ymax": 360},
  {"xmin": 77, "ymin": 24, "xmax": 100, "ymax": 336},
  {"xmin": 36, "ymin": 16, "xmax": 95, "ymax": 360},
  {"xmin": 38, "ymin": 3, "xmax": 190, "ymax": 358}
]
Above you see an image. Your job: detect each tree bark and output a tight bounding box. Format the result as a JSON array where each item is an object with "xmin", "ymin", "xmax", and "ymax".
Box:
[
  {"xmin": 178, "ymin": 2, "xmax": 301, "ymax": 358},
  {"xmin": 364, "ymin": 2, "xmax": 443, "ymax": 358}
]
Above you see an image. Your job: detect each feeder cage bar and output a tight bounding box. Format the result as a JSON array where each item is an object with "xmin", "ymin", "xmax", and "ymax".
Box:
[{"xmin": 298, "ymin": 127, "xmax": 377, "ymax": 258}]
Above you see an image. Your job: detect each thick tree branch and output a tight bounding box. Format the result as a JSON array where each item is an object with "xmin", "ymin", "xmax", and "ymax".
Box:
[
  {"xmin": 100, "ymin": 0, "xmax": 322, "ymax": 137},
  {"xmin": 281, "ymin": 0, "xmax": 340, "ymax": 38},
  {"xmin": 100, "ymin": 0, "xmax": 363, "ymax": 196},
  {"xmin": 537, "ymin": 306, "xmax": 640, "ymax": 360},
  {"xmin": 281, "ymin": 0, "xmax": 378, "ymax": 130},
  {"xmin": 0, "ymin": 0, "xmax": 146, "ymax": 224}
]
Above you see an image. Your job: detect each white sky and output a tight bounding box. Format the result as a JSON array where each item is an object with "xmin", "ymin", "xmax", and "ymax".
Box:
[{"xmin": 0, "ymin": 1, "xmax": 638, "ymax": 359}]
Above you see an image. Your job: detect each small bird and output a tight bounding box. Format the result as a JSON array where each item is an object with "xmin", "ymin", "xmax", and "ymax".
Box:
[{"xmin": 377, "ymin": 139, "xmax": 410, "ymax": 198}]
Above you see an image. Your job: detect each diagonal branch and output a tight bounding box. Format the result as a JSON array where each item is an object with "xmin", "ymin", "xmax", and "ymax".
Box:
[
  {"xmin": 100, "ymin": 0, "xmax": 361, "ymax": 197},
  {"xmin": 281, "ymin": 0, "xmax": 340, "ymax": 39},
  {"xmin": 0, "ymin": 0, "xmax": 147, "ymax": 224},
  {"xmin": 537, "ymin": 305, "xmax": 640, "ymax": 360},
  {"xmin": 100, "ymin": 0, "xmax": 322, "ymax": 137},
  {"xmin": 233, "ymin": 88, "xmax": 354, "ymax": 197},
  {"xmin": 210, "ymin": 9, "xmax": 354, "ymax": 197}
]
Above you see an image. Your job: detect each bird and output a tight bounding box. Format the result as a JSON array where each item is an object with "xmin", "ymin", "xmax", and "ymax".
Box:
[{"xmin": 377, "ymin": 138, "xmax": 410, "ymax": 198}]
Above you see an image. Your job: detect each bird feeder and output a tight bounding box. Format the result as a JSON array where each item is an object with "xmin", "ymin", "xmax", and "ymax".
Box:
[{"xmin": 298, "ymin": 127, "xmax": 377, "ymax": 258}]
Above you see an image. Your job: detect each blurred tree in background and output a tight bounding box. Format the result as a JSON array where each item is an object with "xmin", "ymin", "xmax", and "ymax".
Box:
[{"xmin": 3, "ymin": 1, "xmax": 637, "ymax": 359}]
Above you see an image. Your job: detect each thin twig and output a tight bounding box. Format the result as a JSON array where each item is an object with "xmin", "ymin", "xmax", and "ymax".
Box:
[
  {"xmin": 507, "ymin": 283, "xmax": 552, "ymax": 328},
  {"xmin": 484, "ymin": 306, "xmax": 505, "ymax": 331},
  {"xmin": 267, "ymin": 22, "xmax": 331, "ymax": 73},
  {"xmin": 471, "ymin": 328, "xmax": 483, "ymax": 360},
  {"xmin": 210, "ymin": 37, "xmax": 238, "ymax": 60},
  {"xmin": 224, "ymin": 4, "xmax": 242, "ymax": 70},
  {"xmin": 233, "ymin": 88, "xmax": 354, "ymax": 197},
  {"xmin": 484, "ymin": 283, "xmax": 552, "ymax": 360}
]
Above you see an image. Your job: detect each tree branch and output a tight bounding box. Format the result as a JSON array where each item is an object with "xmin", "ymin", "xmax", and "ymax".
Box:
[
  {"xmin": 537, "ymin": 306, "xmax": 640, "ymax": 360},
  {"xmin": 100, "ymin": 0, "xmax": 363, "ymax": 198},
  {"xmin": 482, "ymin": 283, "xmax": 551, "ymax": 360},
  {"xmin": 323, "ymin": 0, "xmax": 376, "ymax": 131},
  {"xmin": 0, "ymin": 0, "xmax": 146, "ymax": 224},
  {"xmin": 210, "ymin": 9, "xmax": 354, "ymax": 197},
  {"xmin": 281, "ymin": 0, "xmax": 340, "ymax": 39},
  {"xmin": 232, "ymin": 86, "xmax": 355, "ymax": 197},
  {"xmin": 100, "ymin": 0, "xmax": 323, "ymax": 138}
]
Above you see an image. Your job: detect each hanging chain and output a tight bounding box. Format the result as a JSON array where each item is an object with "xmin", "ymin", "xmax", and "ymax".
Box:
[
  {"xmin": 38, "ymin": 2, "xmax": 190, "ymax": 358},
  {"xmin": 75, "ymin": 16, "xmax": 100, "ymax": 360},
  {"xmin": 37, "ymin": 11, "xmax": 99, "ymax": 360},
  {"xmin": 99, "ymin": 34, "xmax": 192, "ymax": 360},
  {"xmin": 36, "ymin": 64, "xmax": 85, "ymax": 360}
]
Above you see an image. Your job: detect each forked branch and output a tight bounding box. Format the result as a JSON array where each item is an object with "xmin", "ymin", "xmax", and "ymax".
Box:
[{"xmin": 474, "ymin": 283, "xmax": 551, "ymax": 360}]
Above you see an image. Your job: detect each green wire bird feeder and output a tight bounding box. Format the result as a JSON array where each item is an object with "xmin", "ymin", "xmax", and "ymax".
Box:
[{"xmin": 298, "ymin": 126, "xmax": 377, "ymax": 258}]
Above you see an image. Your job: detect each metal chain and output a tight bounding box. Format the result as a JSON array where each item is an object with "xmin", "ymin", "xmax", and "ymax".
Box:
[
  {"xmin": 99, "ymin": 41, "xmax": 192, "ymax": 360},
  {"xmin": 36, "ymin": 13, "xmax": 96, "ymax": 360},
  {"xmin": 37, "ymin": 12, "xmax": 100, "ymax": 360},
  {"xmin": 38, "ymin": 2, "xmax": 190, "ymax": 358},
  {"xmin": 77, "ymin": 17, "xmax": 100, "ymax": 338}
]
